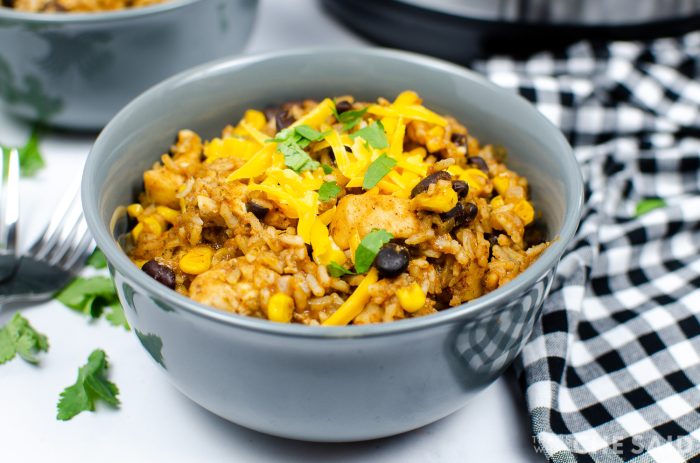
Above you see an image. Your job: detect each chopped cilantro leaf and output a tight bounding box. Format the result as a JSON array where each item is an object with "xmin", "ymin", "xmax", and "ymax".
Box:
[
  {"xmin": 295, "ymin": 125, "xmax": 328, "ymax": 142},
  {"xmin": 1, "ymin": 127, "xmax": 45, "ymax": 177},
  {"xmin": 331, "ymin": 101, "xmax": 368, "ymax": 130},
  {"xmin": 56, "ymin": 276, "xmax": 130, "ymax": 330},
  {"xmin": 354, "ymin": 229, "xmax": 393, "ymax": 274},
  {"xmin": 362, "ymin": 153, "xmax": 397, "ymax": 190},
  {"xmin": 57, "ymin": 349, "xmax": 120, "ymax": 421},
  {"xmin": 277, "ymin": 139, "xmax": 320, "ymax": 173},
  {"xmin": 321, "ymin": 164, "xmax": 334, "ymax": 175},
  {"xmin": 0, "ymin": 313, "xmax": 49, "ymax": 365},
  {"xmin": 318, "ymin": 181, "xmax": 341, "ymax": 202},
  {"xmin": 327, "ymin": 261, "xmax": 355, "ymax": 278},
  {"xmin": 635, "ymin": 198, "xmax": 666, "ymax": 217},
  {"xmin": 86, "ymin": 249, "xmax": 108, "ymax": 269},
  {"xmin": 350, "ymin": 121, "xmax": 389, "ymax": 149}
]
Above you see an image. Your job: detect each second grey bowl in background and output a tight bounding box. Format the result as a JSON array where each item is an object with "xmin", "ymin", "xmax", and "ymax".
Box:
[{"xmin": 0, "ymin": 0, "xmax": 258, "ymax": 130}]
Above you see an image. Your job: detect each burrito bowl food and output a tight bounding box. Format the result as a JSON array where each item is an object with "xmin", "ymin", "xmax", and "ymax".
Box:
[
  {"xmin": 125, "ymin": 91, "xmax": 549, "ymax": 326},
  {"xmin": 6, "ymin": 0, "xmax": 165, "ymax": 12}
]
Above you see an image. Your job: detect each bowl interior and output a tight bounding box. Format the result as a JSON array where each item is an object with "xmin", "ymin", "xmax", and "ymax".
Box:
[{"xmin": 84, "ymin": 48, "xmax": 582, "ymax": 333}]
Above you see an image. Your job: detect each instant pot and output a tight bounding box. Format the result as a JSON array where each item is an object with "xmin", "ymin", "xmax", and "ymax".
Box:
[{"xmin": 322, "ymin": 0, "xmax": 700, "ymax": 62}]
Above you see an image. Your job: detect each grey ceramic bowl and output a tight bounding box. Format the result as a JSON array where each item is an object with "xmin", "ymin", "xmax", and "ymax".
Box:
[
  {"xmin": 83, "ymin": 48, "xmax": 583, "ymax": 442},
  {"xmin": 0, "ymin": 0, "xmax": 257, "ymax": 130}
]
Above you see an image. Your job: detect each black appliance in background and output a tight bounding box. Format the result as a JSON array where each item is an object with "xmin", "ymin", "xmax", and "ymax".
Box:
[{"xmin": 321, "ymin": 0, "xmax": 700, "ymax": 63}]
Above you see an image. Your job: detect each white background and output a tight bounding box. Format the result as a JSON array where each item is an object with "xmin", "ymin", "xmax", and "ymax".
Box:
[{"xmin": 0, "ymin": 1, "xmax": 543, "ymax": 461}]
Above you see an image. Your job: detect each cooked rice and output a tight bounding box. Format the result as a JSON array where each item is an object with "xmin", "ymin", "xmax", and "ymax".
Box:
[{"xmin": 125, "ymin": 91, "xmax": 549, "ymax": 325}]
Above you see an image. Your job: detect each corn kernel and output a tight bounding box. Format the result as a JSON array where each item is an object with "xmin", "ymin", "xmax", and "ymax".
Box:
[
  {"xmin": 397, "ymin": 283, "xmax": 426, "ymax": 313},
  {"xmin": 493, "ymin": 176, "xmax": 510, "ymax": 196},
  {"xmin": 394, "ymin": 90, "xmax": 421, "ymax": 106},
  {"xmin": 243, "ymin": 109, "xmax": 267, "ymax": 130},
  {"xmin": 141, "ymin": 216, "xmax": 163, "ymax": 236},
  {"xmin": 132, "ymin": 259, "xmax": 147, "ymax": 268},
  {"xmin": 463, "ymin": 168, "xmax": 489, "ymax": 193},
  {"xmin": 426, "ymin": 126, "xmax": 445, "ymax": 153},
  {"xmin": 513, "ymin": 200, "xmax": 535, "ymax": 225},
  {"xmin": 179, "ymin": 246, "xmax": 214, "ymax": 275},
  {"xmin": 267, "ymin": 293, "xmax": 295, "ymax": 323},
  {"xmin": 156, "ymin": 206, "xmax": 179, "ymax": 224},
  {"xmin": 412, "ymin": 187, "xmax": 457, "ymax": 213},
  {"xmin": 127, "ymin": 203, "xmax": 143, "ymax": 218},
  {"xmin": 490, "ymin": 195, "xmax": 505, "ymax": 209},
  {"xmin": 131, "ymin": 223, "xmax": 143, "ymax": 241}
]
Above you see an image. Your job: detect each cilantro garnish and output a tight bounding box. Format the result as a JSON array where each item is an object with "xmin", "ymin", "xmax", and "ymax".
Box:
[
  {"xmin": 0, "ymin": 313, "xmax": 49, "ymax": 365},
  {"xmin": 350, "ymin": 121, "xmax": 389, "ymax": 150},
  {"xmin": 362, "ymin": 153, "xmax": 397, "ymax": 190},
  {"xmin": 1, "ymin": 127, "xmax": 45, "ymax": 177},
  {"xmin": 294, "ymin": 124, "xmax": 328, "ymax": 142},
  {"xmin": 277, "ymin": 139, "xmax": 320, "ymax": 173},
  {"xmin": 354, "ymin": 229, "xmax": 393, "ymax": 274},
  {"xmin": 327, "ymin": 261, "xmax": 355, "ymax": 278},
  {"xmin": 86, "ymin": 249, "xmax": 108, "ymax": 269},
  {"xmin": 56, "ymin": 276, "xmax": 129, "ymax": 330},
  {"xmin": 318, "ymin": 181, "xmax": 341, "ymax": 202},
  {"xmin": 57, "ymin": 349, "xmax": 120, "ymax": 421},
  {"xmin": 321, "ymin": 164, "xmax": 334, "ymax": 175},
  {"xmin": 635, "ymin": 198, "xmax": 666, "ymax": 217},
  {"xmin": 270, "ymin": 126, "xmax": 322, "ymax": 173},
  {"xmin": 331, "ymin": 101, "xmax": 368, "ymax": 130}
]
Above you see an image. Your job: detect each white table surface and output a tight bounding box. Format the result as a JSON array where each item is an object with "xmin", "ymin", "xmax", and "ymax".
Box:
[{"xmin": 0, "ymin": 1, "xmax": 543, "ymax": 461}]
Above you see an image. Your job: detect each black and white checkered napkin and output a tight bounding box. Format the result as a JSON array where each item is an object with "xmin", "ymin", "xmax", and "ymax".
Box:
[{"xmin": 474, "ymin": 31, "xmax": 700, "ymax": 462}]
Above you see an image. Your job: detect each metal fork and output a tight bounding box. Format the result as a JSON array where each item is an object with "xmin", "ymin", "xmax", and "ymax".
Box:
[
  {"xmin": 0, "ymin": 148, "xmax": 20, "ymax": 283},
  {"xmin": 0, "ymin": 186, "xmax": 95, "ymax": 306}
]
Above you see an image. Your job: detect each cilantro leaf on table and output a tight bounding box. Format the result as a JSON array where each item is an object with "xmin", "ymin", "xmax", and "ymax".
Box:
[
  {"xmin": 331, "ymin": 101, "xmax": 368, "ymax": 131},
  {"xmin": 362, "ymin": 153, "xmax": 397, "ymax": 190},
  {"xmin": 635, "ymin": 198, "xmax": 666, "ymax": 217},
  {"xmin": 318, "ymin": 181, "xmax": 341, "ymax": 202},
  {"xmin": 86, "ymin": 248, "xmax": 108, "ymax": 269},
  {"xmin": 57, "ymin": 349, "xmax": 120, "ymax": 421},
  {"xmin": 354, "ymin": 229, "xmax": 393, "ymax": 274},
  {"xmin": 1, "ymin": 127, "xmax": 45, "ymax": 177},
  {"xmin": 55, "ymin": 276, "xmax": 130, "ymax": 330},
  {"xmin": 0, "ymin": 313, "xmax": 49, "ymax": 365},
  {"xmin": 327, "ymin": 261, "xmax": 355, "ymax": 278},
  {"xmin": 350, "ymin": 121, "xmax": 389, "ymax": 150}
]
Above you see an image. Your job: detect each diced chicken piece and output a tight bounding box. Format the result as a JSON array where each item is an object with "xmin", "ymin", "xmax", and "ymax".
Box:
[
  {"xmin": 143, "ymin": 166, "xmax": 185, "ymax": 209},
  {"xmin": 330, "ymin": 194, "xmax": 421, "ymax": 249},
  {"xmin": 171, "ymin": 130, "xmax": 202, "ymax": 175}
]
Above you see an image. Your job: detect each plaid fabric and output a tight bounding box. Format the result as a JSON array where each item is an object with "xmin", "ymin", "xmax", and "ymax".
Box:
[{"xmin": 474, "ymin": 32, "xmax": 700, "ymax": 462}]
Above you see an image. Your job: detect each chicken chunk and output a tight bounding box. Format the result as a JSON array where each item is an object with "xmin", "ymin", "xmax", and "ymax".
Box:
[
  {"xmin": 143, "ymin": 166, "xmax": 185, "ymax": 209},
  {"xmin": 330, "ymin": 194, "xmax": 421, "ymax": 249}
]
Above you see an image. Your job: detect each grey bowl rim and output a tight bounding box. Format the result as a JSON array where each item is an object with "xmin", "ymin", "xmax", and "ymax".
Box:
[
  {"xmin": 0, "ymin": 0, "xmax": 199, "ymax": 23},
  {"xmin": 83, "ymin": 47, "xmax": 584, "ymax": 340}
]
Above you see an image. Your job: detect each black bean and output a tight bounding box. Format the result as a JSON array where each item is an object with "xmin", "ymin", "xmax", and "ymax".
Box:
[
  {"xmin": 461, "ymin": 202, "xmax": 478, "ymax": 226},
  {"xmin": 142, "ymin": 260, "xmax": 176, "ymax": 290},
  {"xmin": 451, "ymin": 180, "xmax": 469, "ymax": 198},
  {"xmin": 410, "ymin": 171, "xmax": 452, "ymax": 198},
  {"xmin": 440, "ymin": 202, "xmax": 478, "ymax": 229},
  {"xmin": 246, "ymin": 200, "xmax": 269, "ymax": 220},
  {"xmin": 374, "ymin": 243, "xmax": 410, "ymax": 279},
  {"xmin": 467, "ymin": 156, "xmax": 489, "ymax": 173},
  {"xmin": 263, "ymin": 106, "xmax": 279, "ymax": 122},
  {"xmin": 450, "ymin": 133, "xmax": 467, "ymax": 146},
  {"xmin": 335, "ymin": 100, "xmax": 353, "ymax": 114},
  {"xmin": 275, "ymin": 111, "xmax": 294, "ymax": 130}
]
